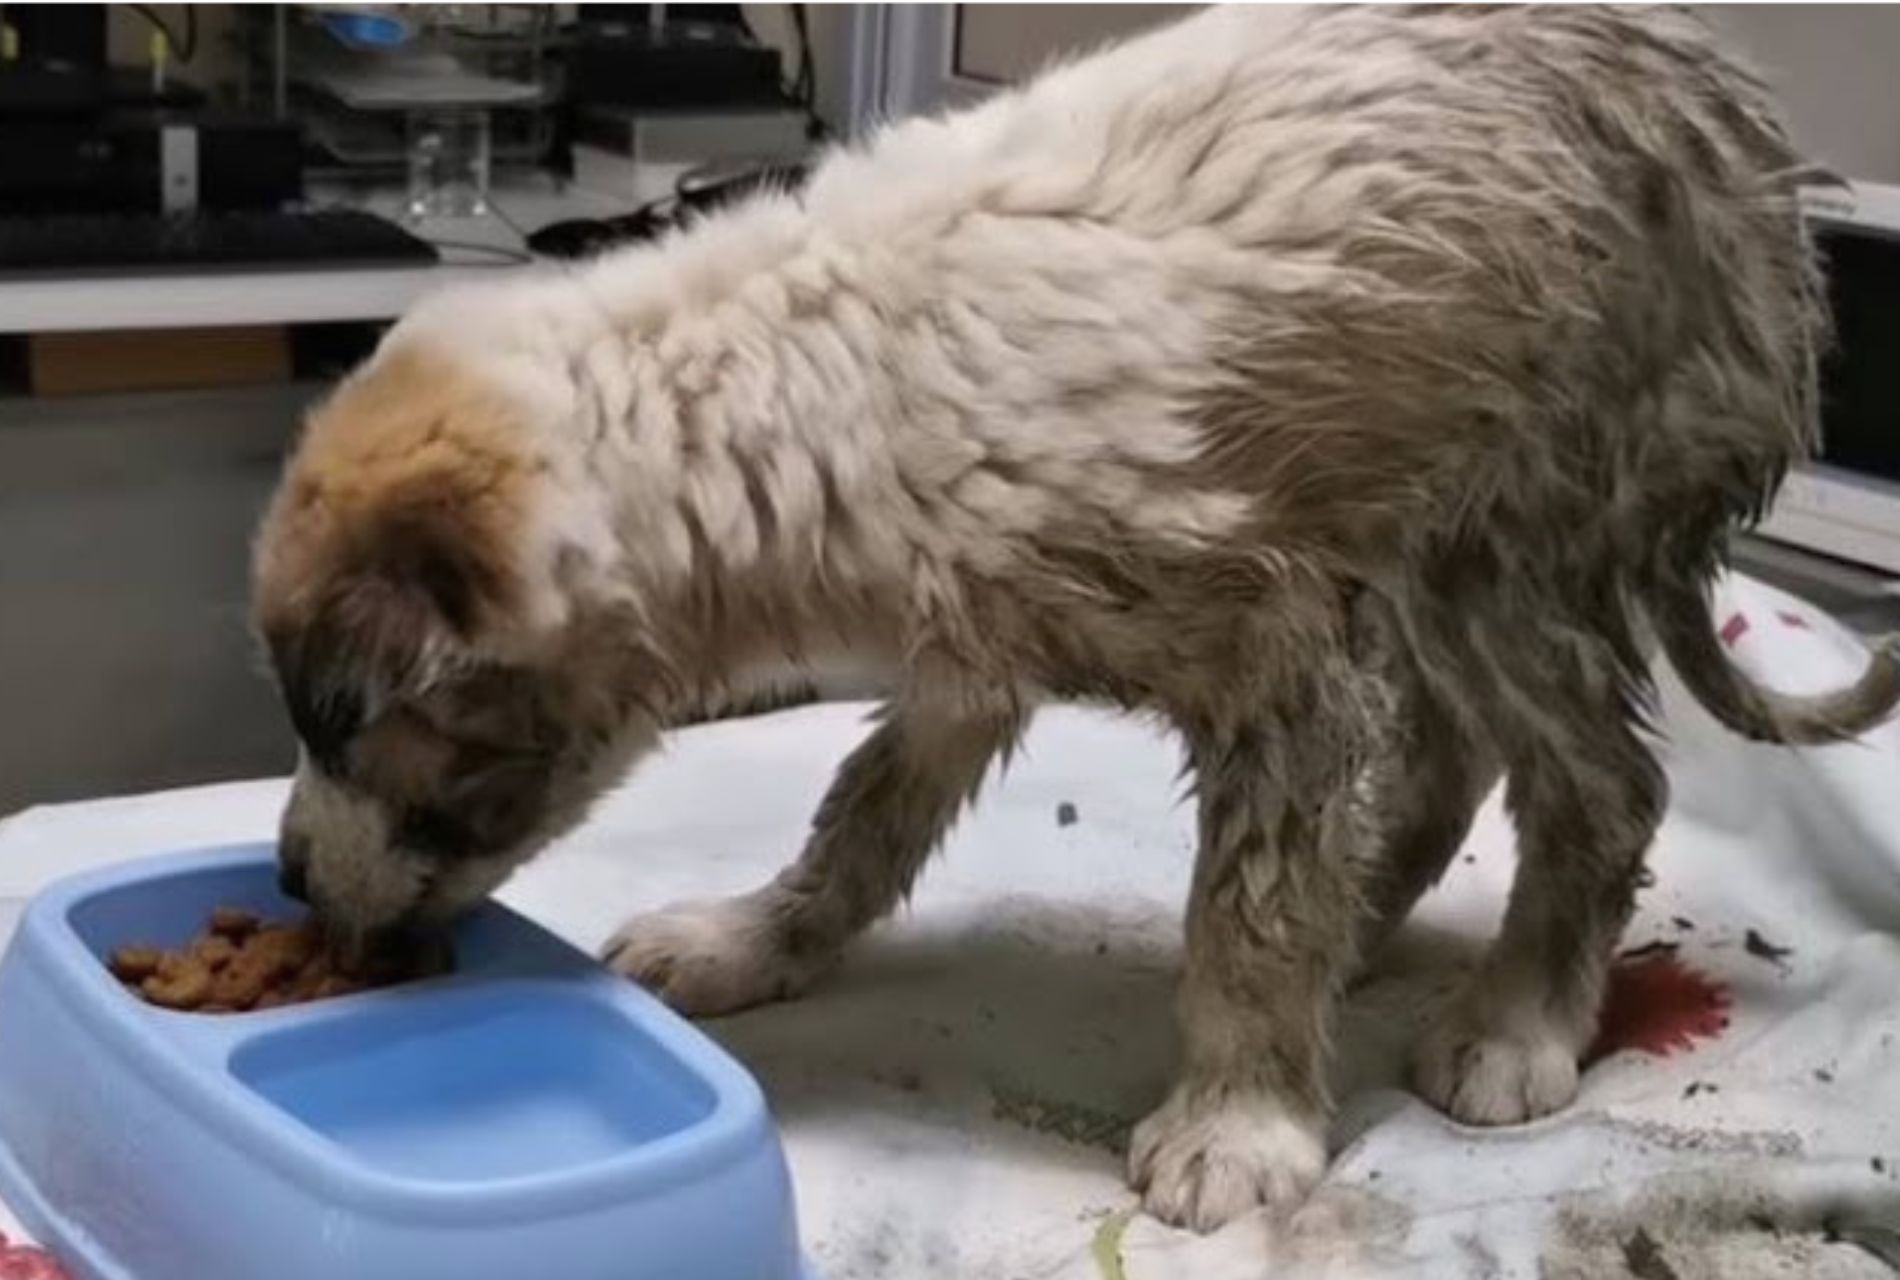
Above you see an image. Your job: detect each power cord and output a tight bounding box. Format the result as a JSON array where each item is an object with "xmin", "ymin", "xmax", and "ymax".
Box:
[
  {"xmin": 421, "ymin": 237, "xmax": 534, "ymax": 266},
  {"xmin": 739, "ymin": 3, "xmax": 828, "ymax": 141},
  {"xmin": 788, "ymin": 4, "xmax": 823, "ymax": 139},
  {"xmin": 523, "ymin": 158, "xmax": 812, "ymax": 259},
  {"xmin": 128, "ymin": 4, "xmax": 197, "ymax": 63}
]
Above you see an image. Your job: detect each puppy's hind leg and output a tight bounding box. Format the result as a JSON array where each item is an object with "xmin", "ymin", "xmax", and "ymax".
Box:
[
  {"xmin": 1412, "ymin": 705, "xmax": 1664, "ymax": 1125},
  {"xmin": 1132, "ymin": 674, "xmax": 1376, "ymax": 1232},
  {"xmin": 605, "ymin": 696, "xmax": 1027, "ymax": 1015},
  {"xmin": 1355, "ymin": 668, "xmax": 1500, "ymax": 963}
]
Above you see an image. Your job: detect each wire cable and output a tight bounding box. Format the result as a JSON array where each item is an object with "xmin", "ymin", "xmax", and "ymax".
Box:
[
  {"xmin": 788, "ymin": 4, "xmax": 825, "ymax": 139},
  {"xmin": 129, "ymin": 4, "xmax": 197, "ymax": 63},
  {"xmin": 738, "ymin": 4, "xmax": 827, "ymax": 140},
  {"xmin": 423, "ymin": 237, "xmax": 534, "ymax": 266}
]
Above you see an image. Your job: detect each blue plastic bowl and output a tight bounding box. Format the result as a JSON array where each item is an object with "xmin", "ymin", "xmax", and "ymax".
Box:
[{"xmin": 0, "ymin": 845, "xmax": 814, "ymax": 1280}]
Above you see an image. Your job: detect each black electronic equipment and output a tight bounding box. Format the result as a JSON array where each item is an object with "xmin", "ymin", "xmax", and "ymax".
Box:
[
  {"xmin": 567, "ymin": 17, "xmax": 787, "ymax": 110},
  {"xmin": 0, "ymin": 208, "xmax": 439, "ymax": 278},
  {"xmin": 0, "ymin": 64, "xmax": 206, "ymax": 115},
  {"xmin": 3, "ymin": 5, "xmax": 107, "ymax": 67},
  {"xmin": 0, "ymin": 113, "xmax": 304, "ymax": 215}
]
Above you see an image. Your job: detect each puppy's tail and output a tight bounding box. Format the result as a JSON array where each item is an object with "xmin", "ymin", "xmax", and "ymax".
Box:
[{"xmin": 1647, "ymin": 578, "xmax": 1900, "ymax": 745}]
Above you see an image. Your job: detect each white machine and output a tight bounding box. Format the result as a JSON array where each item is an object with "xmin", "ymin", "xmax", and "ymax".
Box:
[{"xmin": 1761, "ymin": 181, "xmax": 1900, "ymax": 576}]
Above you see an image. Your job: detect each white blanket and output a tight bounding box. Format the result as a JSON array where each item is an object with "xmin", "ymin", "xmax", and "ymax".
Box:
[{"xmin": 3, "ymin": 575, "xmax": 1899, "ymax": 1279}]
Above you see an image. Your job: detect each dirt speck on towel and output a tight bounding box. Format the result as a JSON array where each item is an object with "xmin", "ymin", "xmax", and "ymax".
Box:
[
  {"xmin": 989, "ymin": 1084, "xmax": 1132, "ymax": 1154},
  {"xmin": 1456, "ymin": 1230, "xmax": 1504, "ymax": 1279},
  {"xmin": 1541, "ymin": 1174, "xmax": 1891, "ymax": 1279},
  {"xmin": 1744, "ymin": 928, "xmax": 1795, "ymax": 970},
  {"xmin": 1601, "ymin": 1116, "xmax": 1803, "ymax": 1160},
  {"xmin": 1622, "ymin": 1226, "xmax": 1681, "ymax": 1280}
]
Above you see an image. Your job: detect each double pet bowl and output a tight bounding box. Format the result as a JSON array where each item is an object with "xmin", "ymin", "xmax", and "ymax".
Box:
[{"xmin": 0, "ymin": 845, "xmax": 814, "ymax": 1279}]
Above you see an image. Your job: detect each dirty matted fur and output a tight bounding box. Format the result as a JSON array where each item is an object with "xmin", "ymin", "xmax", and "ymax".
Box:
[{"xmin": 251, "ymin": 5, "xmax": 1900, "ymax": 1232}]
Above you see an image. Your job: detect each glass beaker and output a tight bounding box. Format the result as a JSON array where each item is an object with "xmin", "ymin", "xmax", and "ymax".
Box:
[{"xmin": 406, "ymin": 107, "xmax": 491, "ymax": 218}]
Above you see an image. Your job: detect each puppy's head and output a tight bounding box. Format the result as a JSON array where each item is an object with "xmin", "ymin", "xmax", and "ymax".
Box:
[{"xmin": 253, "ymin": 347, "xmax": 657, "ymax": 959}]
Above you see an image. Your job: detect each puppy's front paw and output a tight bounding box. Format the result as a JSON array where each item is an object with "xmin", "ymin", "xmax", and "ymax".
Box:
[
  {"xmin": 1128, "ymin": 1084, "xmax": 1325, "ymax": 1233},
  {"xmin": 1412, "ymin": 1000, "xmax": 1580, "ymax": 1125},
  {"xmin": 602, "ymin": 892, "xmax": 833, "ymax": 1017}
]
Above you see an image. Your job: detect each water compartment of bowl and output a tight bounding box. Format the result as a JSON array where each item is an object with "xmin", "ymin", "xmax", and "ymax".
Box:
[
  {"xmin": 0, "ymin": 844, "xmax": 813, "ymax": 1280},
  {"xmin": 232, "ymin": 989, "xmax": 717, "ymax": 1183}
]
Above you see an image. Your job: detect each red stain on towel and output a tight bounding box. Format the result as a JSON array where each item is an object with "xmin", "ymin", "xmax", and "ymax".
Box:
[
  {"xmin": 1719, "ymin": 613, "xmax": 1749, "ymax": 647},
  {"xmin": 0, "ymin": 1230, "xmax": 71, "ymax": 1280},
  {"xmin": 1586, "ymin": 952, "xmax": 1731, "ymax": 1065},
  {"xmin": 0, "ymin": 1249, "xmax": 68, "ymax": 1279}
]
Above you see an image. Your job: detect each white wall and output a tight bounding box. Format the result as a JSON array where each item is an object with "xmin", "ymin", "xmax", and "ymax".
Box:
[
  {"xmin": 841, "ymin": 4, "xmax": 1900, "ymax": 185},
  {"xmin": 1703, "ymin": 5, "xmax": 1900, "ymax": 184},
  {"xmin": 953, "ymin": 5, "xmax": 1185, "ymax": 84}
]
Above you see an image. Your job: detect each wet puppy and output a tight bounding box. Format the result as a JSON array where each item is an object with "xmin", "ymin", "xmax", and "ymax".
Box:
[{"xmin": 252, "ymin": 5, "xmax": 1898, "ymax": 1231}]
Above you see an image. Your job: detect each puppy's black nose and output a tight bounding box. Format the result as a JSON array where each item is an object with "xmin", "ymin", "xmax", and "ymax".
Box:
[{"xmin": 278, "ymin": 860, "xmax": 308, "ymax": 902}]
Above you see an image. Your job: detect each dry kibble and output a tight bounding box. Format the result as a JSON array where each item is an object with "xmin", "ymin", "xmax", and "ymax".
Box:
[
  {"xmin": 313, "ymin": 975, "xmax": 364, "ymax": 1000},
  {"xmin": 141, "ymin": 954, "xmax": 213, "ymax": 1010},
  {"xmin": 111, "ymin": 908, "xmax": 447, "ymax": 1014},
  {"xmin": 208, "ymin": 908, "xmax": 260, "ymax": 940},
  {"xmin": 248, "ymin": 923, "xmax": 319, "ymax": 975},
  {"xmin": 188, "ymin": 935, "xmax": 238, "ymax": 972},
  {"xmin": 286, "ymin": 954, "xmax": 331, "ymax": 1001},
  {"xmin": 206, "ymin": 956, "xmax": 267, "ymax": 1011},
  {"xmin": 108, "ymin": 945, "xmax": 163, "ymax": 983}
]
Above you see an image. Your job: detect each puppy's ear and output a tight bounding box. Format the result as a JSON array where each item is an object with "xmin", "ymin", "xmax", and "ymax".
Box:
[{"xmin": 262, "ymin": 474, "xmax": 518, "ymax": 764}]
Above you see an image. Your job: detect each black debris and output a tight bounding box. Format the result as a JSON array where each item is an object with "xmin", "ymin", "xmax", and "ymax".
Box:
[
  {"xmin": 1623, "ymin": 1227, "xmax": 1680, "ymax": 1280},
  {"xmin": 1825, "ymin": 1218, "xmax": 1900, "ymax": 1268},
  {"xmin": 1672, "ymin": 916, "xmax": 1695, "ymax": 931},
  {"xmin": 1621, "ymin": 940, "xmax": 1680, "ymax": 962},
  {"xmin": 1056, "ymin": 801, "xmax": 1079, "ymax": 827},
  {"xmin": 1744, "ymin": 929, "xmax": 1794, "ymax": 967}
]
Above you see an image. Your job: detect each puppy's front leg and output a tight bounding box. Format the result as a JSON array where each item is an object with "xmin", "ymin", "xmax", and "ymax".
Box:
[
  {"xmin": 606, "ymin": 698, "xmax": 1026, "ymax": 1014},
  {"xmin": 1131, "ymin": 709, "xmax": 1368, "ymax": 1232}
]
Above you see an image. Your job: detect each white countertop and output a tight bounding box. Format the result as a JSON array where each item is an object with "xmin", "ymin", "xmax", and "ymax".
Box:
[{"xmin": 5, "ymin": 575, "xmax": 1900, "ymax": 1277}]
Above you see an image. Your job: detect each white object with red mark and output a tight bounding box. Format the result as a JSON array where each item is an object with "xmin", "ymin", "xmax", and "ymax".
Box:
[
  {"xmin": 0, "ymin": 1229, "xmax": 68, "ymax": 1280},
  {"xmin": 1, "ymin": 573, "xmax": 1898, "ymax": 1278}
]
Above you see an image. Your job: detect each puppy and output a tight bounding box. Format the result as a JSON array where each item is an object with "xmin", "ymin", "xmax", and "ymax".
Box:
[{"xmin": 252, "ymin": 5, "xmax": 1899, "ymax": 1231}]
